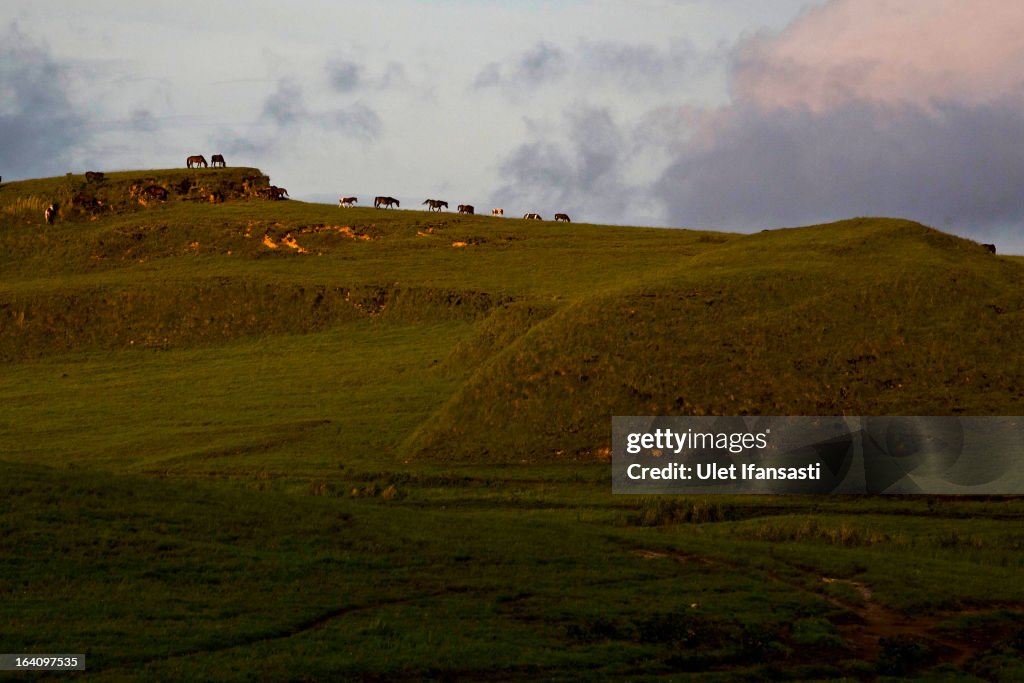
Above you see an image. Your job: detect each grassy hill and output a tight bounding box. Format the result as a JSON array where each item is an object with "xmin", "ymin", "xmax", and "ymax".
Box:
[
  {"xmin": 2, "ymin": 168, "xmax": 1021, "ymax": 464},
  {"xmin": 1, "ymin": 168, "xmax": 1022, "ymax": 679}
]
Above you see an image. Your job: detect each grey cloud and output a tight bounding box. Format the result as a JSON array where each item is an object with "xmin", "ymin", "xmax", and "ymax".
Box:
[
  {"xmin": 326, "ymin": 58, "xmax": 408, "ymax": 92},
  {"xmin": 472, "ymin": 42, "xmax": 567, "ymax": 91},
  {"xmin": 472, "ymin": 39, "xmax": 695, "ymax": 94},
  {"xmin": 471, "ymin": 63, "xmax": 502, "ymax": 90},
  {"xmin": 577, "ymin": 40, "xmax": 695, "ymax": 88},
  {"xmin": 653, "ymin": 99, "xmax": 1024, "ymax": 234},
  {"xmin": 262, "ymin": 78, "xmax": 306, "ymax": 126},
  {"xmin": 378, "ymin": 62, "xmax": 408, "ymax": 90},
  {"xmin": 217, "ymin": 128, "xmax": 279, "ymax": 158},
  {"xmin": 0, "ymin": 25, "xmax": 90, "ymax": 178},
  {"xmin": 319, "ymin": 102, "xmax": 381, "ymax": 141},
  {"xmin": 520, "ymin": 43, "xmax": 567, "ymax": 83},
  {"xmin": 222, "ymin": 79, "xmax": 383, "ymax": 156},
  {"xmin": 128, "ymin": 109, "xmax": 158, "ymax": 132},
  {"xmin": 327, "ymin": 59, "xmax": 362, "ymax": 93},
  {"xmin": 494, "ymin": 107, "xmax": 655, "ymax": 223}
]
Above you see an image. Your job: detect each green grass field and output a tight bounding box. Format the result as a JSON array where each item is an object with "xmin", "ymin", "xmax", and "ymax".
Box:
[{"xmin": 1, "ymin": 169, "xmax": 1022, "ymax": 680}]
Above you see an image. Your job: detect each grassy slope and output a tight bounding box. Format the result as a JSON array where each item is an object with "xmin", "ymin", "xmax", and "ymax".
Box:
[
  {"xmin": 1, "ymin": 169, "xmax": 1022, "ymax": 679},
  {"xmin": 410, "ymin": 219, "xmax": 1024, "ymax": 460}
]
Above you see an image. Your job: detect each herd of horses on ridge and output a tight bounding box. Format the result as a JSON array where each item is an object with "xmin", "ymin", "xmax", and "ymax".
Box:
[
  {"xmin": 343, "ymin": 196, "xmax": 570, "ymax": 222},
  {"xmin": 28, "ymin": 154, "xmax": 572, "ymax": 225}
]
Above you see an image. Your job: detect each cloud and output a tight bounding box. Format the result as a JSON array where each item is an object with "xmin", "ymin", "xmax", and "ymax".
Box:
[
  {"xmin": 494, "ymin": 107, "xmax": 660, "ymax": 223},
  {"xmin": 655, "ymin": 98, "xmax": 1024, "ymax": 231},
  {"xmin": 733, "ymin": 0, "xmax": 1024, "ymax": 113},
  {"xmin": 472, "ymin": 39, "xmax": 696, "ymax": 94},
  {"xmin": 327, "ymin": 59, "xmax": 362, "ymax": 93},
  {"xmin": 472, "ymin": 42, "xmax": 569, "ymax": 91},
  {"xmin": 261, "ymin": 78, "xmax": 306, "ymax": 127},
  {"xmin": 319, "ymin": 102, "xmax": 381, "ymax": 141},
  {"xmin": 221, "ymin": 76, "xmax": 383, "ymax": 156},
  {"xmin": 0, "ymin": 24, "xmax": 90, "ymax": 178},
  {"xmin": 325, "ymin": 57, "xmax": 409, "ymax": 93},
  {"xmin": 128, "ymin": 109, "xmax": 158, "ymax": 132},
  {"xmin": 650, "ymin": 0, "xmax": 1024, "ymax": 243}
]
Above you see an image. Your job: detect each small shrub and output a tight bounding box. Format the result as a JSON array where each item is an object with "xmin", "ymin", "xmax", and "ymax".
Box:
[
  {"xmin": 737, "ymin": 623, "xmax": 787, "ymax": 662},
  {"xmin": 631, "ymin": 498, "xmax": 735, "ymax": 526},
  {"xmin": 566, "ymin": 616, "xmax": 627, "ymax": 642},
  {"xmin": 877, "ymin": 636, "xmax": 933, "ymax": 676},
  {"xmin": 791, "ymin": 617, "xmax": 847, "ymax": 649},
  {"xmin": 635, "ymin": 612, "xmax": 719, "ymax": 646}
]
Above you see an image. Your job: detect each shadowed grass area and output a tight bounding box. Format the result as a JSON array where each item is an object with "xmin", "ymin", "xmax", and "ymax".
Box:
[{"xmin": 1, "ymin": 169, "xmax": 1021, "ymax": 679}]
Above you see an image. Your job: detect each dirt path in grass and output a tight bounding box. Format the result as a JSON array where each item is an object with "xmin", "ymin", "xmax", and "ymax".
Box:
[{"xmin": 631, "ymin": 548, "xmax": 1021, "ymax": 668}]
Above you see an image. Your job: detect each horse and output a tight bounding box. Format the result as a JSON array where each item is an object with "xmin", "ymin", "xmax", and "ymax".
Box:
[
  {"xmin": 44, "ymin": 203, "xmax": 58, "ymax": 224},
  {"xmin": 982, "ymin": 243, "xmax": 997, "ymax": 254},
  {"xmin": 210, "ymin": 154, "xmax": 226, "ymax": 168},
  {"xmin": 457, "ymin": 204, "xmax": 474, "ymax": 215},
  {"xmin": 375, "ymin": 196, "xmax": 400, "ymax": 209},
  {"xmin": 72, "ymin": 192, "xmax": 101, "ymax": 212},
  {"xmin": 554, "ymin": 213, "xmax": 571, "ymax": 222},
  {"xmin": 142, "ymin": 185, "xmax": 169, "ymax": 201},
  {"xmin": 85, "ymin": 171, "xmax": 105, "ymax": 183},
  {"xmin": 261, "ymin": 186, "xmax": 288, "ymax": 200},
  {"xmin": 186, "ymin": 155, "xmax": 208, "ymax": 168},
  {"xmin": 423, "ymin": 199, "xmax": 448, "ymax": 212},
  {"xmin": 523, "ymin": 213, "xmax": 542, "ymax": 220},
  {"xmin": 339, "ymin": 196, "xmax": 358, "ymax": 207},
  {"xmin": 491, "ymin": 208, "xmax": 503, "ymax": 216}
]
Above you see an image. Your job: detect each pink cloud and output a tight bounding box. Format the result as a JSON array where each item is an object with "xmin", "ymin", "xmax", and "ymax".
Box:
[{"xmin": 734, "ymin": 0, "xmax": 1024, "ymax": 112}]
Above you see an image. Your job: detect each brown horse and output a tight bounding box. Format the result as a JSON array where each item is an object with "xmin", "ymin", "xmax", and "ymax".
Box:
[
  {"xmin": 554, "ymin": 213, "xmax": 571, "ymax": 222},
  {"xmin": 423, "ymin": 199, "xmax": 448, "ymax": 212},
  {"xmin": 44, "ymin": 203, "xmax": 58, "ymax": 224},
  {"xmin": 339, "ymin": 196, "xmax": 358, "ymax": 207},
  {"xmin": 375, "ymin": 196, "xmax": 399, "ymax": 209},
  {"xmin": 85, "ymin": 171, "xmax": 105, "ymax": 183},
  {"xmin": 210, "ymin": 154, "xmax": 226, "ymax": 168},
  {"xmin": 141, "ymin": 185, "xmax": 169, "ymax": 202},
  {"xmin": 186, "ymin": 155, "xmax": 208, "ymax": 168},
  {"xmin": 256, "ymin": 186, "xmax": 288, "ymax": 200},
  {"xmin": 457, "ymin": 204, "xmax": 474, "ymax": 215}
]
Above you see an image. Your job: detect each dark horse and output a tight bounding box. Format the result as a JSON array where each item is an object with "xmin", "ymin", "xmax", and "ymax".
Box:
[
  {"xmin": 375, "ymin": 196, "xmax": 400, "ymax": 209},
  {"xmin": 141, "ymin": 185, "xmax": 169, "ymax": 202},
  {"xmin": 457, "ymin": 204, "xmax": 474, "ymax": 215},
  {"xmin": 210, "ymin": 154, "xmax": 226, "ymax": 168},
  {"xmin": 423, "ymin": 199, "xmax": 448, "ymax": 212},
  {"xmin": 186, "ymin": 155, "xmax": 208, "ymax": 168},
  {"xmin": 554, "ymin": 213, "xmax": 571, "ymax": 222},
  {"xmin": 85, "ymin": 171, "xmax": 105, "ymax": 183},
  {"xmin": 256, "ymin": 186, "xmax": 288, "ymax": 200}
]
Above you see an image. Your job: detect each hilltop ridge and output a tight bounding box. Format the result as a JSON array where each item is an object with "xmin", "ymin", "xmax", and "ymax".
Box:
[
  {"xmin": 1, "ymin": 171, "xmax": 1022, "ymax": 463},
  {"xmin": 0, "ymin": 167, "xmax": 275, "ymax": 224}
]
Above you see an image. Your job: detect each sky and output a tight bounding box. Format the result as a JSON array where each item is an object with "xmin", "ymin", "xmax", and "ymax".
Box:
[{"xmin": 3, "ymin": 0, "xmax": 1023, "ymax": 253}]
